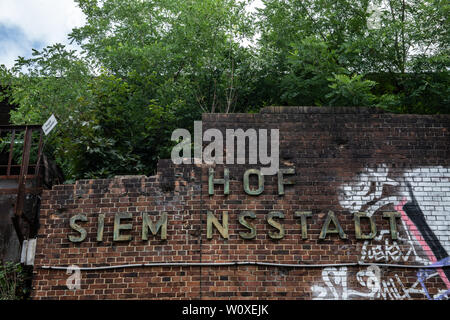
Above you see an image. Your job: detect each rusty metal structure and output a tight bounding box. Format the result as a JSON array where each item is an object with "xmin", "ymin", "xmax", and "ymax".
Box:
[{"xmin": 0, "ymin": 125, "xmax": 44, "ymax": 261}]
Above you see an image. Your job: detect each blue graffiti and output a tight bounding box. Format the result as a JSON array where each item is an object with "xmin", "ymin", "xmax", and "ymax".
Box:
[{"xmin": 417, "ymin": 257, "xmax": 450, "ymax": 300}]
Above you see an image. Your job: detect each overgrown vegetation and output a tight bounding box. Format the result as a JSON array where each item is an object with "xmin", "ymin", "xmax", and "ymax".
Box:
[
  {"xmin": 0, "ymin": 262, "xmax": 31, "ymax": 300},
  {"xmin": 0, "ymin": 0, "xmax": 448, "ymax": 181}
]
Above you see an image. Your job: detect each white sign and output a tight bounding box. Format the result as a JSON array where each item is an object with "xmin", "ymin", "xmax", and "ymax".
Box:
[
  {"xmin": 42, "ymin": 114, "xmax": 58, "ymax": 135},
  {"xmin": 20, "ymin": 238, "xmax": 37, "ymax": 266}
]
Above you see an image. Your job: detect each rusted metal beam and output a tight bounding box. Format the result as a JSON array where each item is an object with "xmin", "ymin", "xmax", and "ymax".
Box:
[
  {"xmin": 0, "ymin": 165, "xmax": 38, "ymax": 167},
  {"xmin": 0, "ymin": 174, "xmax": 38, "ymax": 179},
  {"xmin": 11, "ymin": 216, "xmax": 24, "ymax": 244},
  {"xmin": 0, "ymin": 124, "xmax": 42, "ymax": 130},
  {"xmin": 0, "ymin": 165, "xmax": 38, "ymax": 170},
  {"xmin": 14, "ymin": 126, "xmax": 33, "ymax": 218},
  {"xmin": 0, "ymin": 187, "xmax": 43, "ymax": 195},
  {"xmin": 34, "ymin": 129, "xmax": 43, "ymax": 176},
  {"xmin": 1, "ymin": 125, "xmax": 45, "ymax": 244},
  {"xmin": 6, "ymin": 129, "xmax": 15, "ymax": 176}
]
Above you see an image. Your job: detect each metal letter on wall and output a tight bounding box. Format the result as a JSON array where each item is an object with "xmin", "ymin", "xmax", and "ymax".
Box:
[
  {"xmin": 68, "ymin": 214, "xmax": 88, "ymax": 242},
  {"xmin": 208, "ymin": 168, "xmax": 230, "ymax": 195},
  {"xmin": 383, "ymin": 212, "xmax": 401, "ymax": 240},
  {"xmin": 243, "ymin": 169, "xmax": 264, "ymax": 195},
  {"xmin": 142, "ymin": 212, "xmax": 168, "ymax": 240},
  {"xmin": 294, "ymin": 211, "xmax": 312, "ymax": 239},
  {"xmin": 354, "ymin": 212, "xmax": 377, "ymax": 240},
  {"xmin": 278, "ymin": 168, "xmax": 295, "ymax": 195},
  {"xmin": 238, "ymin": 211, "xmax": 257, "ymax": 239},
  {"xmin": 319, "ymin": 211, "xmax": 347, "ymax": 239},
  {"xmin": 96, "ymin": 214, "xmax": 105, "ymax": 242},
  {"xmin": 207, "ymin": 211, "xmax": 229, "ymax": 239},
  {"xmin": 267, "ymin": 211, "xmax": 285, "ymax": 239},
  {"xmin": 113, "ymin": 212, "xmax": 133, "ymax": 241}
]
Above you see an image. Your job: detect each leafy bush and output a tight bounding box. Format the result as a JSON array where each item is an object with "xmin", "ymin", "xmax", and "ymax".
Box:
[
  {"xmin": 326, "ymin": 74, "xmax": 377, "ymax": 107},
  {"xmin": 0, "ymin": 262, "xmax": 31, "ymax": 300}
]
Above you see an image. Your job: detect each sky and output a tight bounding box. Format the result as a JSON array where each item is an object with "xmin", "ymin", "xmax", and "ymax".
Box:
[
  {"xmin": 0, "ymin": 0, "xmax": 86, "ymax": 69},
  {"xmin": 0, "ymin": 0, "xmax": 264, "ymax": 70}
]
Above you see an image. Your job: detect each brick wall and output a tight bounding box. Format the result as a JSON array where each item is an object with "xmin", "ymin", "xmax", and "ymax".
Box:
[{"xmin": 31, "ymin": 107, "xmax": 450, "ymax": 300}]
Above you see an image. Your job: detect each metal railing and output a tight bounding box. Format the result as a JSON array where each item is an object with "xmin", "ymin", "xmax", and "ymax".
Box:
[{"xmin": 0, "ymin": 125, "xmax": 44, "ymax": 242}]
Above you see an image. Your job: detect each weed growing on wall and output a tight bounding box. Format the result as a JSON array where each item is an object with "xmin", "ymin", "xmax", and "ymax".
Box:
[{"xmin": 0, "ymin": 262, "xmax": 31, "ymax": 300}]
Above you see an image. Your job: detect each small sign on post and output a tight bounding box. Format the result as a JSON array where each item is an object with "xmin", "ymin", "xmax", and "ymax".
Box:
[
  {"xmin": 20, "ymin": 238, "xmax": 37, "ymax": 266},
  {"xmin": 42, "ymin": 114, "xmax": 58, "ymax": 135}
]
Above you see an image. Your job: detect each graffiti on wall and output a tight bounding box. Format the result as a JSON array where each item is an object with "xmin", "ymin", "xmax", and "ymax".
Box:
[
  {"xmin": 359, "ymin": 229, "xmax": 427, "ymax": 264},
  {"xmin": 311, "ymin": 262, "xmax": 450, "ymax": 300},
  {"xmin": 313, "ymin": 165, "xmax": 450, "ymax": 300}
]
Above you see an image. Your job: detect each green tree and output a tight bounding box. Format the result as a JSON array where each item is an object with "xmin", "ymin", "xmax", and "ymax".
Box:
[
  {"xmin": 1, "ymin": 0, "xmax": 448, "ymax": 180},
  {"xmin": 326, "ymin": 74, "xmax": 377, "ymax": 107},
  {"xmin": 1, "ymin": 0, "xmax": 257, "ymax": 180},
  {"xmin": 70, "ymin": 0, "xmax": 255, "ymax": 113},
  {"xmin": 257, "ymin": 0, "xmax": 449, "ymax": 112}
]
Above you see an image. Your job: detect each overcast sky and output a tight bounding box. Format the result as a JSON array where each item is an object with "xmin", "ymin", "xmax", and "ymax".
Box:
[
  {"xmin": 0, "ymin": 0, "xmax": 84, "ymax": 69},
  {"xmin": 0, "ymin": 0, "xmax": 264, "ymax": 69}
]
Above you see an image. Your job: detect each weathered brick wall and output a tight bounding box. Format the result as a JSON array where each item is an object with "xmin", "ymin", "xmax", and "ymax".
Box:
[{"xmin": 31, "ymin": 107, "xmax": 450, "ymax": 300}]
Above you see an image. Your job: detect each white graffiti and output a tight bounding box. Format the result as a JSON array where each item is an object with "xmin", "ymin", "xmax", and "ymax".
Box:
[
  {"xmin": 335, "ymin": 165, "xmax": 450, "ymax": 298},
  {"xmin": 360, "ymin": 230, "xmax": 428, "ymax": 264},
  {"xmin": 338, "ymin": 164, "xmax": 399, "ymax": 217},
  {"xmin": 338, "ymin": 165, "xmax": 450, "ymax": 260},
  {"xmin": 66, "ymin": 264, "xmax": 81, "ymax": 290},
  {"xmin": 311, "ymin": 265, "xmax": 432, "ymax": 300}
]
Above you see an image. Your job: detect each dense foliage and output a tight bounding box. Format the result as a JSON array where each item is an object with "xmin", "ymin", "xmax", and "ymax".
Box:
[
  {"xmin": 257, "ymin": 0, "xmax": 449, "ymax": 112},
  {"xmin": 0, "ymin": 262, "xmax": 31, "ymax": 300},
  {"xmin": 0, "ymin": 0, "xmax": 448, "ymax": 180}
]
